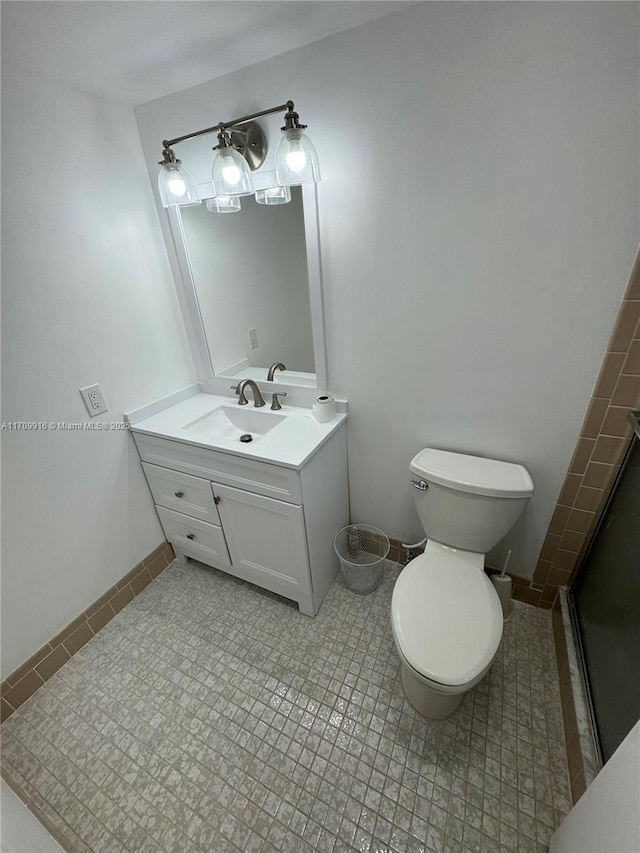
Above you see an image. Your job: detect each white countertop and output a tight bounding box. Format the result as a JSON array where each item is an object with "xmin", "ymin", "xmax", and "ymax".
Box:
[{"xmin": 129, "ymin": 392, "xmax": 347, "ymax": 470}]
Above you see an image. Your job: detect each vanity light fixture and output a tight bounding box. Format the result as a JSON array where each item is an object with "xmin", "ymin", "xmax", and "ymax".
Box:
[
  {"xmin": 157, "ymin": 148, "xmax": 200, "ymax": 207},
  {"xmin": 158, "ymin": 100, "xmax": 319, "ymax": 210},
  {"xmin": 205, "ymin": 196, "xmax": 241, "ymax": 214},
  {"xmin": 211, "ymin": 129, "xmax": 254, "ymax": 197},
  {"xmin": 275, "ymin": 104, "xmax": 321, "ymax": 186},
  {"xmin": 255, "ymin": 186, "xmax": 291, "ymax": 206}
]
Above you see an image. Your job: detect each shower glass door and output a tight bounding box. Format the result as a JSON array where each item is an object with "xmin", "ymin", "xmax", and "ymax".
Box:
[{"xmin": 569, "ymin": 426, "xmax": 640, "ymax": 763}]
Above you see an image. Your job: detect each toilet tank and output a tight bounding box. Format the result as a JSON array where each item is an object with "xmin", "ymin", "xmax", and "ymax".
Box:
[{"xmin": 410, "ymin": 449, "xmax": 534, "ymax": 553}]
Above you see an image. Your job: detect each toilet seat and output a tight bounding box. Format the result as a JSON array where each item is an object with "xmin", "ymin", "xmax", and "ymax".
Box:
[{"xmin": 391, "ymin": 542, "xmax": 503, "ymax": 687}]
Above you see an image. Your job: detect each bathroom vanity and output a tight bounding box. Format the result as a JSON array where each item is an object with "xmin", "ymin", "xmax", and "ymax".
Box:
[
  {"xmin": 128, "ymin": 391, "xmax": 349, "ymax": 616},
  {"xmin": 129, "ymin": 99, "xmax": 347, "ymax": 615}
]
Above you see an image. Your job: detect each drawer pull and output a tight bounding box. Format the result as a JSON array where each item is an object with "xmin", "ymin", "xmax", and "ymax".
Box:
[
  {"xmin": 186, "ymin": 533, "xmax": 196, "ymax": 540},
  {"xmin": 175, "ymin": 491, "xmax": 185, "ymax": 498}
]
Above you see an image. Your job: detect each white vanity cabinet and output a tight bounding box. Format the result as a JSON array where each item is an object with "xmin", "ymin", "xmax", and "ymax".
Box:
[{"xmin": 132, "ymin": 423, "xmax": 348, "ymax": 616}]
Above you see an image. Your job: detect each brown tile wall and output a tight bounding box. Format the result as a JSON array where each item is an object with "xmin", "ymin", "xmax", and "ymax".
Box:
[
  {"xmin": 529, "ymin": 251, "xmax": 640, "ymax": 605},
  {"xmin": 543, "ymin": 252, "xmax": 640, "ymax": 806},
  {"xmin": 0, "ymin": 542, "xmax": 175, "ymax": 723},
  {"xmin": 501, "ymin": 250, "xmax": 640, "ymax": 610}
]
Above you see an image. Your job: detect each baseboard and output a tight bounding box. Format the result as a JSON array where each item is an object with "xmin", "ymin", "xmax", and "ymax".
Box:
[{"xmin": 0, "ymin": 542, "xmax": 175, "ymax": 723}]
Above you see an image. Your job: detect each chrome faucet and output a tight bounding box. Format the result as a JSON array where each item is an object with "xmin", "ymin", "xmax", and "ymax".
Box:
[
  {"xmin": 234, "ymin": 379, "xmax": 265, "ymax": 408},
  {"xmin": 267, "ymin": 362, "xmax": 286, "ymax": 381}
]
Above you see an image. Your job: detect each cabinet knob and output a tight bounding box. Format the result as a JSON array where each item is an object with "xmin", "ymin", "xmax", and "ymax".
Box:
[
  {"xmin": 214, "ymin": 495, "xmax": 221, "ymax": 505},
  {"xmin": 186, "ymin": 533, "xmax": 196, "ymax": 540},
  {"xmin": 175, "ymin": 491, "xmax": 184, "ymax": 498}
]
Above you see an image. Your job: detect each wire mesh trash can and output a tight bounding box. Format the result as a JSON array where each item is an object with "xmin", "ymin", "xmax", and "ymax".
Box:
[{"xmin": 333, "ymin": 525, "xmax": 390, "ymax": 594}]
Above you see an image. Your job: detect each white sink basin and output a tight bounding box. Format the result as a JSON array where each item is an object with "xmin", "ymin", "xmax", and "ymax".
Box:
[{"xmin": 182, "ymin": 405, "xmax": 285, "ymax": 442}]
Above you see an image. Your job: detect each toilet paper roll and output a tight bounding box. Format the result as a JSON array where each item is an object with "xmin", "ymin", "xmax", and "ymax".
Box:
[{"xmin": 312, "ymin": 394, "xmax": 336, "ymax": 423}]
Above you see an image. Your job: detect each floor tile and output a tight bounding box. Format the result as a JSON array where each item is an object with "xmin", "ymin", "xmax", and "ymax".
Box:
[{"xmin": 1, "ymin": 559, "xmax": 570, "ymax": 851}]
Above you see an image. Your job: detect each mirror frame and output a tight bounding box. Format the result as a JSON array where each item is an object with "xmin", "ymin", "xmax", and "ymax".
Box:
[{"xmin": 166, "ymin": 172, "xmax": 328, "ymax": 402}]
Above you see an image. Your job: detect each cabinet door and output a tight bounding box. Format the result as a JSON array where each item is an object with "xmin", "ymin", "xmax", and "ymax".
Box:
[{"xmin": 214, "ymin": 483, "xmax": 312, "ymax": 602}]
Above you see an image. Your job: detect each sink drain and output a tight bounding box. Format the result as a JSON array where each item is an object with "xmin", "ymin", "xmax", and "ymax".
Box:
[{"xmin": 240, "ymin": 434, "xmax": 253, "ymax": 443}]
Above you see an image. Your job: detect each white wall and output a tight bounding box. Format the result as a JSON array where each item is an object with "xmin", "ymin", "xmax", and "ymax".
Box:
[
  {"xmin": 137, "ymin": 2, "xmax": 638, "ymax": 577},
  {"xmin": 0, "ymin": 2, "xmax": 636, "ymax": 678},
  {"xmin": 1, "ymin": 781, "xmax": 63, "ymax": 852},
  {"xmin": 550, "ymin": 720, "xmax": 640, "ymax": 852},
  {"xmin": 0, "ymin": 68, "xmax": 196, "ymax": 678}
]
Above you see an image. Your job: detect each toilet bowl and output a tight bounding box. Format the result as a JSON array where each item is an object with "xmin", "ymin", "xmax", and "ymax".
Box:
[
  {"xmin": 391, "ymin": 448, "xmax": 534, "ymax": 718},
  {"xmin": 392, "ymin": 541, "xmax": 504, "ymax": 717}
]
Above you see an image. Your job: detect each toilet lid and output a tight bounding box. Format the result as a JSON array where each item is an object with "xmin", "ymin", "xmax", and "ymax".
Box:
[{"xmin": 391, "ymin": 548, "xmax": 503, "ymax": 687}]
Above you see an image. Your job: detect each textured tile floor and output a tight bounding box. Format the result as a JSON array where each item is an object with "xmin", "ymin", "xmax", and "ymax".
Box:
[{"xmin": 1, "ymin": 559, "xmax": 571, "ymax": 852}]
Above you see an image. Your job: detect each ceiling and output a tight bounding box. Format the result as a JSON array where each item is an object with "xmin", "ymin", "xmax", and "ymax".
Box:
[{"xmin": 1, "ymin": 1, "xmax": 414, "ymax": 105}]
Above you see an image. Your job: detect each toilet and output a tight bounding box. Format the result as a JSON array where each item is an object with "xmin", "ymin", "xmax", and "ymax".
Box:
[{"xmin": 391, "ymin": 448, "xmax": 534, "ymax": 719}]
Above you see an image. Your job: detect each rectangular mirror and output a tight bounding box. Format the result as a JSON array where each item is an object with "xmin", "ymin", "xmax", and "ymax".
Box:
[
  {"xmin": 167, "ymin": 171, "xmax": 326, "ymax": 393},
  {"xmin": 181, "ymin": 185, "xmax": 314, "ymax": 382}
]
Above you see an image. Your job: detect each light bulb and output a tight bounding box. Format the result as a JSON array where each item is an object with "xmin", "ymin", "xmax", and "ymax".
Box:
[
  {"xmin": 286, "ymin": 145, "xmax": 306, "ymax": 174},
  {"xmin": 222, "ymin": 163, "xmax": 241, "ymax": 186},
  {"xmin": 167, "ymin": 176, "xmax": 187, "ymax": 197},
  {"xmin": 211, "ymin": 146, "xmax": 254, "ymax": 197}
]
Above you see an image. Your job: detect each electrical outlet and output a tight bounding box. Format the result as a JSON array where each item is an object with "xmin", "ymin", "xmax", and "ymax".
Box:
[
  {"xmin": 248, "ymin": 327, "xmax": 259, "ymax": 350},
  {"xmin": 79, "ymin": 384, "xmax": 108, "ymax": 416}
]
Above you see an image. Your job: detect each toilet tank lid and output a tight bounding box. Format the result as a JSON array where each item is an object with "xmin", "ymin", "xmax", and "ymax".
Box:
[{"xmin": 410, "ymin": 448, "xmax": 534, "ymax": 498}]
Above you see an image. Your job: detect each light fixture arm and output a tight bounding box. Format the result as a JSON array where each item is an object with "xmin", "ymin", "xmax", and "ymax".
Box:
[{"xmin": 162, "ymin": 100, "xmax": 294, "ymax": 151}]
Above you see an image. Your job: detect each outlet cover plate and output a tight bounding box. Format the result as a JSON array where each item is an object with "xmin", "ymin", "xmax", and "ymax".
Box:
[{"xmin": 79, "ymin": 384, "xmax": 108, "ymax": 416}]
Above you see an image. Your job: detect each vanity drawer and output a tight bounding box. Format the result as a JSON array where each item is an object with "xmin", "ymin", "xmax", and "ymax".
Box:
[
  {"xmin": 142, "ymin": 462, "xmax": 220, "ymax": 523},
  {"xmin": 157, "ymin": 506, "xmax": 231, "ymax": 568},
  {"xmin": 134, "ymin": 432, "xmax": 302, "ymax": 504}
]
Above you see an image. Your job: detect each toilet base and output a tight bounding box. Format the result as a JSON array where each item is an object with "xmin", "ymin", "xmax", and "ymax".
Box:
[{"xmin": 400, "ymin": 661, "xmax": 464, "ymax": 719}]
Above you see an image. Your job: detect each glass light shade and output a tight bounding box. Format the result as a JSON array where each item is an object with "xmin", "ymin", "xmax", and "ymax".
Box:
[
  {"xmin": 157, "ymin": 162, "xmax": 200, "ymax": 207},
  {"xmin": 255, "ymin": 185, "xmax": 291, "ymax": 205},
  {"xmin": 275, "ymin": 128, "xmax": 320, "ymax": 186},
  {"xmin": 211, "ymin": 146, "xmax": 254, "ymax": 197},
  {"xmin": 206, "ymin": 196, "xmax": 241, "ymax": 213}
]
